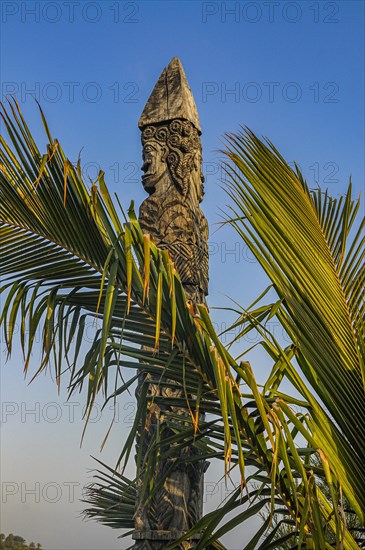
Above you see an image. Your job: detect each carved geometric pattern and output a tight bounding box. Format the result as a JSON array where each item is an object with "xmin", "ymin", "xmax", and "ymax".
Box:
[{"xmin": 139, "ymin": 189, "xmax": 209, "ymax": 304}]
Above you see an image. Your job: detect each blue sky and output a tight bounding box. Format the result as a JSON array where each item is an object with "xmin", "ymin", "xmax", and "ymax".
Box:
[{"xmin": 1, "ymin": 1, "xmax": 364, "ymax": 548}]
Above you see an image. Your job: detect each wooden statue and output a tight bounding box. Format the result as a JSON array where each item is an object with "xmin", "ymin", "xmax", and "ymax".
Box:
[{"xmin": 133, "ymin": 57, "xmax": 209, "ymax": 549}]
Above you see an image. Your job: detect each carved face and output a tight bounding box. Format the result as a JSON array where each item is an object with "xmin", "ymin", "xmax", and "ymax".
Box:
[
  {"xmin": 141, "ymin": 121, "xmax": 203, "ymax": 198},
  {"xmin": 141, "ymin": 141, "xmax": 167, "ymax": 194}
]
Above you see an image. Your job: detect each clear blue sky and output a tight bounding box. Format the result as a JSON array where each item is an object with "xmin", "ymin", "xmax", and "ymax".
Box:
[{"xmin": 1, "ymin": 1, "xmax": 364, "ymax": 548}]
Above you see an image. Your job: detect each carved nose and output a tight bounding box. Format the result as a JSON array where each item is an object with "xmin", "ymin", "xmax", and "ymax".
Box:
[{"xmin": 141, "ymin": 160, "xmax": 149, "ymax": 173}]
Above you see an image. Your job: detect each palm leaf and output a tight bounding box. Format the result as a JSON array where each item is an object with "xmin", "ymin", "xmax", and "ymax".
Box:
[
  {"xmin": 1, "ymin": 104, "xmax": 362, "ymax": 547},
  {"xmin": 223, "ymin": 128, "xmax": 365, "ymax": 522},
  {"xmin": 82, "ymin": 458, "xmax": 135, "ymax": 530}
]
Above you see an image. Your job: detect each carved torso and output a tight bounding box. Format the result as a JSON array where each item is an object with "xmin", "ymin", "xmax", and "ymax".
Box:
[{"xmin": 139, "ymin": 188, "xmax": 209, "ymax": 304}]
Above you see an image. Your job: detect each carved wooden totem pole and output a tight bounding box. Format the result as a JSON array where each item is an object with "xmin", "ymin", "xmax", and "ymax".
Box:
[{"xmin": 132, "ymin": 57, "xmax": 209, "ymax": 549}]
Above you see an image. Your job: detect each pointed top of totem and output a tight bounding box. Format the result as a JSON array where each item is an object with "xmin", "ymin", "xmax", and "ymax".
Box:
[{"xmin": 138, "ymin": 57, "xmax": 201, "ymax": 134}]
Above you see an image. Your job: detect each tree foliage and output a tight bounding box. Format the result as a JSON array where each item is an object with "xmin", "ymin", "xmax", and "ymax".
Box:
[{"xmin": 0, "ymin": 534, "xmax": 42, "ymax": 550}]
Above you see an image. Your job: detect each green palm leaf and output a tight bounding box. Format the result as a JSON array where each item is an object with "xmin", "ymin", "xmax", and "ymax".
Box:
[
  {"xmin": 223, "ymin": 128, "xmax": 365, "ymax": 522},
  {"xmin": 1, "ymin": 104, "xmax": 363, "ymax": 548},
  {"xmin": 82, "ymin": 458, "xmax": 136, "ymax": 530}
]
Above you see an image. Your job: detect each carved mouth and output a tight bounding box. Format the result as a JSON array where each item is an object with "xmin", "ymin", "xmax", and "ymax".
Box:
[{"xmin": 142, "ymin": 172, "xmax": 154, "ymax": 180}]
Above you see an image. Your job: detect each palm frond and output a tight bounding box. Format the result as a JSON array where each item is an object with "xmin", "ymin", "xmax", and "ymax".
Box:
[
  {"xmin": 223, "ymin": 128, "xmax": 365, "ymax": 522},
  {"xmin": 1, "ymin": 105, "xmax": 363, "ymax": 548},
  {"xmin": 82, "ymin": 458, "xmax": 135, "ymax": 530}
]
